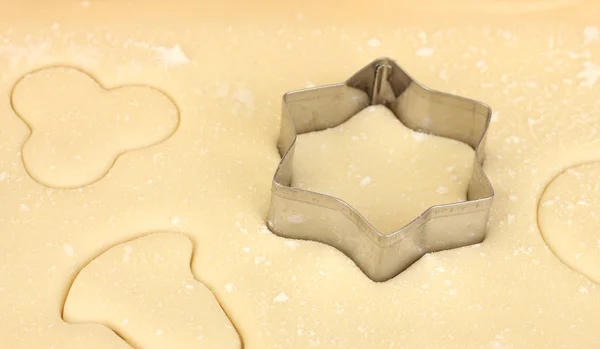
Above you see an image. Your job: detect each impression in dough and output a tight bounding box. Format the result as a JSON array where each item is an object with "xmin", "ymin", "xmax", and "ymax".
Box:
[
  {"xmin": 292, "ymin": 104, "xmax": 475, "ymax": 234},
  {"xmin": 11, "ymin": 66, "xmax": 179, "ymax": 188},
  {"xmin": 538, "ymin": 163, "xmax": 600, "ymax": 283},
  {"xmin": 63, "ymin": 233, "xmax": 241, "ymax": 349}
]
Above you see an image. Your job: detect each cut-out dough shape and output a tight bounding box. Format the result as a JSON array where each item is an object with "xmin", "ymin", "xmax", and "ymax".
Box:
[
  {"xmin": 538, "ymin": 163, "xmax": 600, "ymax": 284},
  {"xmin": 63, "ymin": 233, "xmax": 241, "ymax": 349},
  {"xmin": 11, "ymin": 66, "xmax": 180, "ymax": 188},
  {"xmin": 292, "ymin": 105, "xmax": 475, "ymax": 234}
]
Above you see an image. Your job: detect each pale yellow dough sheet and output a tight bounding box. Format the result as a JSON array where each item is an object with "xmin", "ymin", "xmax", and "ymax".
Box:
[{"xmin": 2, "ymin": 1, "xmax": 600, "ymax": 349}]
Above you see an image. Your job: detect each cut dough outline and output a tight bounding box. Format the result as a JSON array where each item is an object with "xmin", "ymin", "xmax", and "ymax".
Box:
[
  {"xmin": 10, "ymin": 65, "xmax": 182, "ymax": 189},
  {"xmin": 536, "ymin": 160, "xmax": 600, "ymax": 285},
  {"xmin": 60, "ymin": 232, "xmax": 244, "ymax": 349}
]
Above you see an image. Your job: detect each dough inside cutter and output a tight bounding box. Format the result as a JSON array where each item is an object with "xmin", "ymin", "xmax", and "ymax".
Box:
[{"xmin": 291, "ymin": 104, "xmax": 475, "ymax": 234}]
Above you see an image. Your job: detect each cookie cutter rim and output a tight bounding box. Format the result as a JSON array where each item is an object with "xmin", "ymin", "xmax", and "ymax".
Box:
[{"xmin": 268, "ymin": 57, "xmax": 494, "ymax": 282}]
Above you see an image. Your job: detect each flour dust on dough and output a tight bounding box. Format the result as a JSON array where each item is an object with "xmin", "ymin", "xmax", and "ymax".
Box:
[
  {"xmin": 63, "ymin": 233, "xmax": 241, "ymax": 349},
  {"xmin": 11, "ymin": 66, "xmax": 180, "ymax": 188},
  {"xmin": 292, "ymin": 105, "xmax": 474, "ymax": 234},
  {"xmin": 2, "ymin": 1, "xmax": 600, "ymax": 349}
]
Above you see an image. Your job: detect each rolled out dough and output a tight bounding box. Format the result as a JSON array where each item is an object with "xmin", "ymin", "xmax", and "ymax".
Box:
[{"xmin": 1, "ymin": 1, "xmax": 600, "ymax": 348}]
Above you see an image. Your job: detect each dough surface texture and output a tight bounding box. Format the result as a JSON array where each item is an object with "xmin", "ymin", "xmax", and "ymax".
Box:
[{"xmin": 1, "ymin": 1, "xmax": 600, "ymax": 348}]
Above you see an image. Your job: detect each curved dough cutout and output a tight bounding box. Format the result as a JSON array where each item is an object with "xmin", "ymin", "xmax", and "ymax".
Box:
[
  {"xmin": 11, "ymin": 66, "xmax": 180, "ymax": 188},
  {"xmin": 538, "ymin": 163, "xmax": 600, "ymax": 283},
  {"xmin": 292, "ymin": 105, "xmax": 475, "ymax": 234},
  {"xmin": 63, "ymin": 233, "xmax": 241, "ymax": 349}
]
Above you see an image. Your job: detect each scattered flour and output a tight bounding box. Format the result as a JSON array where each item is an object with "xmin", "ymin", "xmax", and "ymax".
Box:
[
  {"xmin": 273, "ymin": 291, "xmax": 289, "ymax": 303},
  {"xmin": 416, "ymin": 47, "xmax": 435, "ymax": 57},
  {"xmin": 578, "ymin": 62, "xmax": 600, "ymax": 87},
  {"xmin": 63, "ymin": 243, "xmax": 75, "ymax": 257},
  {"xmin": 155, "ymin": 44, "xmax": 190, "ymax": 67},
  {"xmin": 584, "ymin": 26, "xmax": 599, "ymax": 45},
  {"xmin": 367, "ymin": 38, "xmax": 381, "ymax": 47},
  {"xmin": 359, "ymin": 176, "xmax": 372, "ymax": 188}
]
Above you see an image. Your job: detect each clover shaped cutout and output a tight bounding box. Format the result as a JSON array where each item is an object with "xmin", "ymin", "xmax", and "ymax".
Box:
[
  {"xmin": 11, "ymin": 66, "xmax": 180, "ymax": 188},
  {"xmin": 267, "ymin": 57, "xmax": 494, "ymax": 282}
]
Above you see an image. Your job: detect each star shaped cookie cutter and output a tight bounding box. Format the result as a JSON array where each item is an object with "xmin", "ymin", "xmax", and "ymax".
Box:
[{"xmin": 268, "ymin": 57, "xmax": 494, "ymax": 282}]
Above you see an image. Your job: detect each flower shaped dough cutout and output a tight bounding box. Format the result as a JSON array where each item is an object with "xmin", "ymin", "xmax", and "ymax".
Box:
[{"xmin": 11, "ymin": 66, "xmax": 180, "ymax": 188}]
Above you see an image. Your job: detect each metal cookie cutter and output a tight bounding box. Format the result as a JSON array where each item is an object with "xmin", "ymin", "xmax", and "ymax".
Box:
[{"xmin": 268, "ymin": 57, "xmax": 494, "ymax": 282}]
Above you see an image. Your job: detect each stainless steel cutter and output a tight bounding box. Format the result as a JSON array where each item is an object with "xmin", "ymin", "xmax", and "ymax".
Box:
[{"xmin": 267, "ymin": 57, "xmax": 494, "ymax": 282}]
